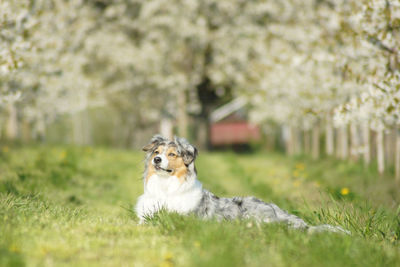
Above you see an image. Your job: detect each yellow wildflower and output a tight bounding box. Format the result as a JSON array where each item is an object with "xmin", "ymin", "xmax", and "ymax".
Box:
[
  {"xmin": 9, "ymin": 244, "xmax": 19, "ymax": 253},
  {"xmin": 60, "ymin": 151, "xmax": 67, "ymax": 160},
  {"xmin": 40, "ymin": 246, "xmax": 49, "ymax": 255},
  {"xmin": 163, "ymin": 252, "xmax": 174, "ymax": 261},
  {"xmin": 160, "ymin": 252, "xmax": 174, "ymax": 267},
  {"xmin": 293, "ymin": 180, "xmax": 301, "ymax": 187},
  {"xmin": 160, "ymin": 262, "xmax": 173, "ymax": 267},
  {"xmin": 295, "ymin": 163, "xmax": 305, "ymax": 170},
  {"xmin": 340, "ymin": 187, "xmax": 350, "ymax": 196}
]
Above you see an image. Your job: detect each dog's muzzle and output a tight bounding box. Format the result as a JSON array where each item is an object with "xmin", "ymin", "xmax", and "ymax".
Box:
[{"xmin": 153, "ymin": 156, "xmax": 172, "ymax": 173}]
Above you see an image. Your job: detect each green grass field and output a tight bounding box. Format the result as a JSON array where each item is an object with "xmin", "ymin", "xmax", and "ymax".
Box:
[{"xmin": 1, "ymin": 146, "xmax": 400, "ymax": 267}]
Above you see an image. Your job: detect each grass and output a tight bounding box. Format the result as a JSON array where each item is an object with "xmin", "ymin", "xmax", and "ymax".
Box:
[{"xmin": 0, "ymin": 145, "xmax": 400, "ymax": 266}]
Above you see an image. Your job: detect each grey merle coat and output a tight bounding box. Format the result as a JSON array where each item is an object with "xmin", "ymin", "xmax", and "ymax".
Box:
[{"xmin": 135, "ymin": 135, "xmax": 350, "ymax": 234}]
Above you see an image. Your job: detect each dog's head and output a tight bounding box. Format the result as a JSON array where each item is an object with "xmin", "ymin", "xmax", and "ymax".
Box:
[{"xmin": 142, "ymin": 134, "xmax": 198, "ymax": 181}]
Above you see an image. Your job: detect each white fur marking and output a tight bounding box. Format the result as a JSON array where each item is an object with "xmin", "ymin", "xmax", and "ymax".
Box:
[{"xmin": 135, "ymin": 172, "xmax": 203, "ymax": 220}]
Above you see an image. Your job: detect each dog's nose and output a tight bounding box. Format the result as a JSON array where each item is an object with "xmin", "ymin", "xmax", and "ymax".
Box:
[{"xmin": 154, "ymin": 156, "xmax": 162, "ymax": 164}]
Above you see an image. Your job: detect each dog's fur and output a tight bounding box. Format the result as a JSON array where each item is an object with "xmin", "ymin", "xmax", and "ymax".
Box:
[{"xmin": 135, "ymin": 135, "xmax": 350, "ymax": 234}]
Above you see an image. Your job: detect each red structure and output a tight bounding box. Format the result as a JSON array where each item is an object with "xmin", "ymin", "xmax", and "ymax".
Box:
[
  {"xmin": 210, "ymin": 121, "xmax": 261, "ymax": 146},
  {"xmin": 209, "ymin": 98, "xmax": 261, "ymax": 147}
]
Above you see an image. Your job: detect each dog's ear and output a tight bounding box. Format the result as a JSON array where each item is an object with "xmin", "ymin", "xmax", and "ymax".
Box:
[
  {"xmin": 183, "ymin": 145, "xmax": 198, "ymax": 166},
  {"xmin": 174, "ymin": 136, "xmax": 198, "ymax": 165},
  {"xmin": 142, "ymin": 134, "xmax": 168, "ymax": 152}
]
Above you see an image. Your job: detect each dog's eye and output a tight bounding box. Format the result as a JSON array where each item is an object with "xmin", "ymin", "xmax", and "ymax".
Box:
[
  {"xmin": 154, "ymin": 151, "xmax": 159, "ymax": 155},
  {"xmin": 168, "ymin": 153, "xmax": 176, "ymax": 157}
]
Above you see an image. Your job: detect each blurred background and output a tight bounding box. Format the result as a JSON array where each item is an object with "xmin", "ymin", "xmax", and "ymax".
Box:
[{"xmin": 0, "ymin": 0, "xmax": 399, "ymax": 178}]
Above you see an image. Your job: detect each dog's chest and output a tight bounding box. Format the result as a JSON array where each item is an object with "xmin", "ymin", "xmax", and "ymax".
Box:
[
  {"xmin": 140, "ymin": 174, "xmax": 203, "ymax": 214},
  {"xmin": 146, "ymin": 174, "xmax": 183, "ymax": 195}
]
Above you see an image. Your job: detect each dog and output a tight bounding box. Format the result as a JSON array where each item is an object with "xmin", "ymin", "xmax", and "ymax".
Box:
[{"xmin": 135, "ymin": 135, "xmax": 350, "ymax": 234}]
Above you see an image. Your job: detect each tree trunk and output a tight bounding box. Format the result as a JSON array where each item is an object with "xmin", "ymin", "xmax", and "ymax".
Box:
[
  {"xmin": 376, "ymin": 128, "xmax": 385, "ymax": 175},
  {"xmin": 284, "ymin": 125, "xmax": 294, "ymax": 156},
  {"xmin": 72, "ymin": 113, "xmax": 84, "ymax": 145},
  {"xmin": 72, "ymin": 111, "xmax": 91, "ymax": 146},
  {"xmin": 196, "ymin": 118, "xmax": 209, "ymax": 150},
  {"xmin": 5, "ymin": 102, "xmax": 18, "ymax": 140},
  {"xmin": 177, "ymin": 89, "xmax": 188, "ymax": 138},
  {"xmin": 304, "ymin": 129, "xmax": 311, "ymax": 154},
  {"xmin": 325, "ymin": 115, "xmax": 334, "ymax": 156},
  {"xmin": 82, "ymin": 110, "xmax": 91, "ymax": 145},
  {"xmin": 385, "ymin": 130, "xmax": 394, "ymax": 166},
  {"xmin": 350, "ymin": 123, "xmax": 360, "ymax": 162},
  {"xmin": 33, "ymin": 118, "xmax": 46, "ymax": 142},
  {"xmin": 293, "ymin": 127, "xmax": 301, "ymax": 155},
  {"xmin": 395, "ymin": 127, "xmax": 400, "ymax": 182},
  {"xmin": 160, "ymin": 116, "xmax": 174, "ymax": 140},
  {"xmin": 0, "ymin": 117, "xmax": 2, "ymax": 140},
  {"xmin": 312, "ymin": 124, "xmax": 320, "ymax": 159},
  {"xmin": 335, "ymin": 127, "xmax": 340, "ymax": 158},
  {"xmin": 265, "ymin": 132, "xmax": 275, "ymax": 151},
  {"xmin": 21, "ymin": 119, "xmax": 31, "ymax": 143},
  {"xmin": 337, "ymin": 125, "xmax": 348, "ymax": 160},
  {"xmin": 362, "ymin": 121, "xmax": 371, "ymax": 166}
]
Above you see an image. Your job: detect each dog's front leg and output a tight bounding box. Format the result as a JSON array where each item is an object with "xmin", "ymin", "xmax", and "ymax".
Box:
[{"xmin": 134, "ymin": 194, "xmax": 164, "ymax": 223}]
